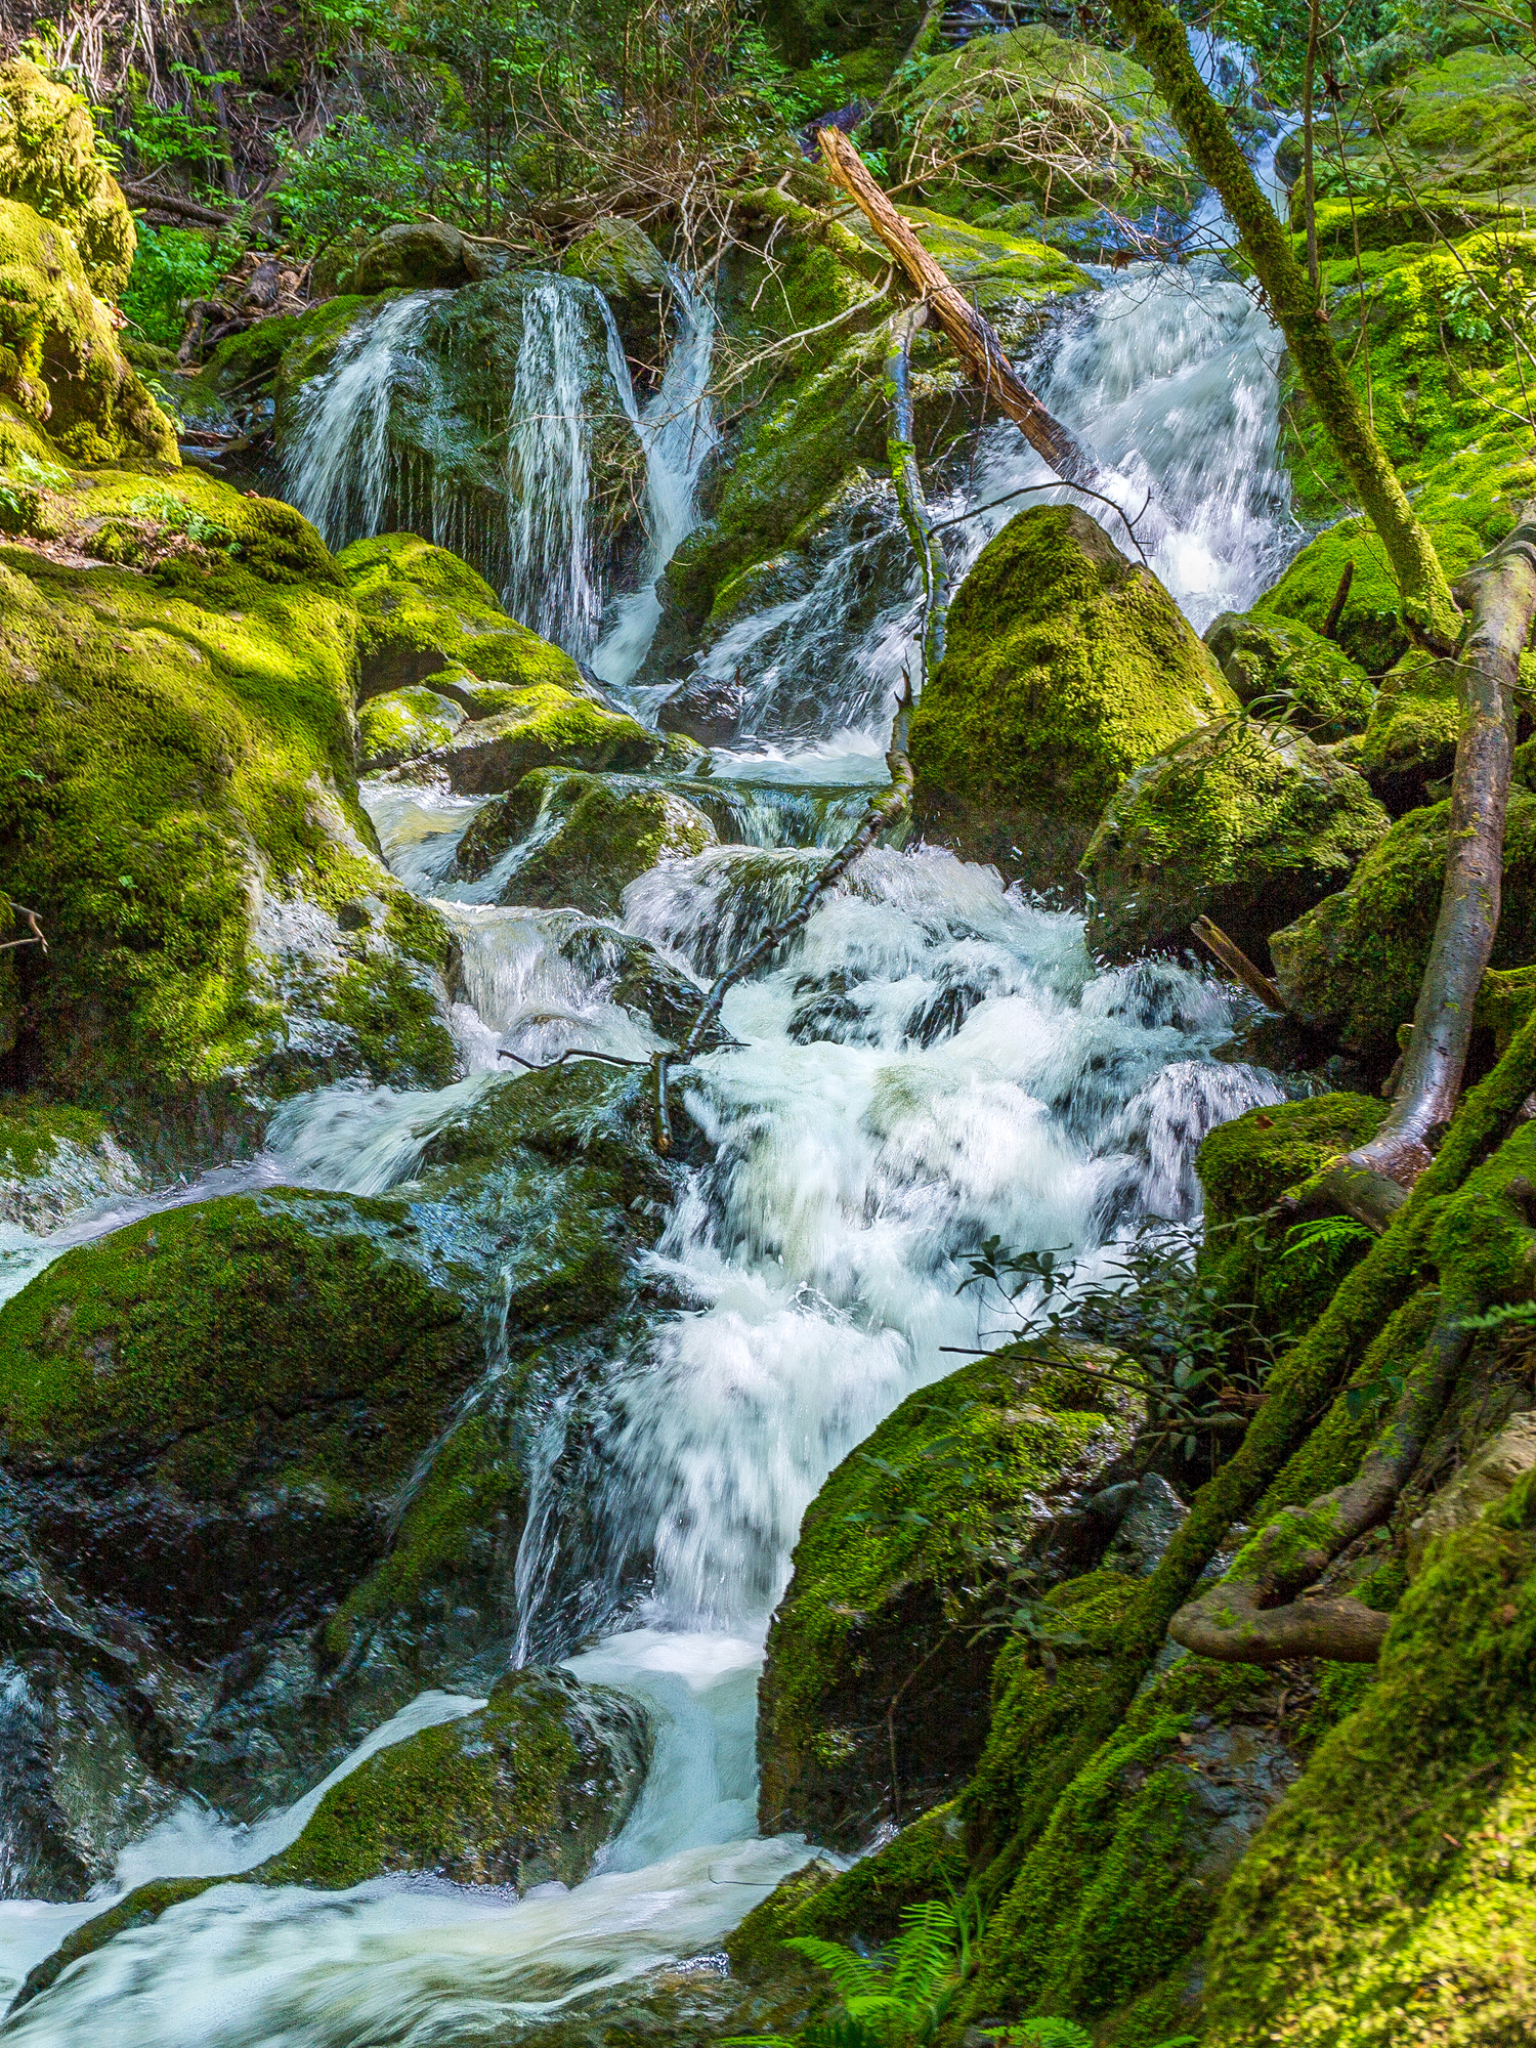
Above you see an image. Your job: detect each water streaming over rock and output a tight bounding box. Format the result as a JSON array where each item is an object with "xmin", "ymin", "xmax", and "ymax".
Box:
[{"xmin": 1, "ymin": 121, "xmax": 1304, "ymax": 2044}]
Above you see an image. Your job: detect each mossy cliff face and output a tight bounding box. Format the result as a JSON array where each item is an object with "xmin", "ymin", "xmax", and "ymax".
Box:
[
  {"xmin": 262, "ymin": 1667, "xmax": 650, "ymax": 1892},
  {"xmin": 1081, "ymin": 720, "xmax": 1390, "ymax": 969},
  {"xmin": 454, "ymin": 768, "xmax": 716, "ymax": 917},
  {"xmin": 909, "ymin": 506, "xmax": 1236, "ymax": 889},
  {"xmin": 0, "ymin": 469, "xmax": 458, "ymax": 1131},
  {"xmin": 1271, "ymin": 789, "xmax": 1536, "ymax": 1064},
  {"xmin": 756, "ymin": 1349, "xmax": 1141, "ymax": 1851},
  {"xmin": 0, "ymin": 1190, "xmax": 487, "ymax": 1662}
]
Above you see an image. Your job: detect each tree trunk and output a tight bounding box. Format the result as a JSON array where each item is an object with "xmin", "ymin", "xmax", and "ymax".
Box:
[
  {"xmin": 1101, "ymin": 0, "xmax": 1461, "ymax": 650},
  {"xmin": 885, "ymin": 302, "xmax": 949, "ymax": 685},
  {"xmin": 817, "ymin": 125, "xmax": 1101, "ymax": 488}
]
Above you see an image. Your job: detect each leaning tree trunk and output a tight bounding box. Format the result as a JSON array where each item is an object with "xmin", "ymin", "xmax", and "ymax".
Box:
[{"xmin": 817, "ymin": 125, "xmax": 1102, "ymax": 488}]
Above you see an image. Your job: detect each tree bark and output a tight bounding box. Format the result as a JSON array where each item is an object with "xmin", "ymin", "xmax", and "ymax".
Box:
[
  {"xmin": 1336, "ymin": 510, "xmax": 1536, "ymax": 1187},
  {"xmin": 119, "ymin": 180, "xmax": 231, "ymax": 227},
  {"xmin": 1101, "ymin": 0, "xmax": 1460, "ymax": 650},
  {"xmin": 885, "ymin": 302, "xmax": 949, "ymax": 685},
  {"xmin": 817, "ymin": 125, "xmax": 1101, "ymax": 487}
]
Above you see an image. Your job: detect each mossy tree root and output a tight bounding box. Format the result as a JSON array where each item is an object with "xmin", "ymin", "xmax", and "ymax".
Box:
[
  {"xmin": 885, "ymin": 302, "xmax": 949, "ymax": 686},
  {"xmin": 1334, "ymin": 510, "xmax": 1536, "ymax": 1191},
  {"xmin": 816, "ymin": 124, "xmax": 1101, "ymax": 488}
]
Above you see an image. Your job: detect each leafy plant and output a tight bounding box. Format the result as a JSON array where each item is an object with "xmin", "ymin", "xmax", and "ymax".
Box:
[
  {"xmin": 726, "ymin": 1894, "xmax": 980, "ymax": 2048},
  {"xmin": 120, "ymin": 223, "xmax": 223, "ymax": 350}
]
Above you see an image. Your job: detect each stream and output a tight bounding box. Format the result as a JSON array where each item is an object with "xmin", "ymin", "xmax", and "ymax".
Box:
[{"xmin": 0, "ymin": 104, "xmax": 1299, "ymax": 2046}]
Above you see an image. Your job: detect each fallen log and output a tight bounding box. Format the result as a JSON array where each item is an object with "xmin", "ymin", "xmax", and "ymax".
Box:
[
  {"xmin": 119, "ymin": 181, "xmax": 232, "ymax": 227},
  {"xmin": 817, "ymin": 124, "xmax": 1101, "ymax": 488}
]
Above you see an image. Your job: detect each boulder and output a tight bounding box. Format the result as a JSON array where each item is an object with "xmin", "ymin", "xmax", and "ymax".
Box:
[
  {"xmin": 1270, "ymin": 788, "xmax": 1536, "ymax": 1064},
  {"xmin": 339, "ymin": 532, "xmax": 589, "ymax": 698},
  {"xmin": 1080, "ymin": 720, "xmax": 1390, "ymax": 968},
  {"xmin": 1354, "ymin": 647, "xmax": 1461, "ymax": 814},
  {"xmin": 1204, "ymin": 611, "xmax": 1375, "ymax": 741},
  {"xmin": 0, "ymin": 198, "xmax": 175, "ymax": 462},
  {"xmin": 0, "ymin": 1190, "xmax": 488, "ymax": 1663},
  {"xmin": 344, "ymin": 220, "xmax": 484, "ymax": 294},
  {"xmin": 0, "ymin": 1102, "xmax": 141, "ymax": 1234},
  {"xmin": 432, "ymin": 691, "xmax": 664, "ymax": 795},
  {"xmin": 909, "ymin": 506, "xmax": 1237, "ymax": 889},
  {"xmin": 756, "ymin": 1346, "xmax": 1142, "ymax": 1850},
  {"xmin": 357, "ymin": 683, "xmax": 466, "ymax": 773},
  {"xmin": 457, "ymin": 769, "xmax": 716, "ymax": 916},
  {"xmin": 0, "ymin": 476, "xmax": 460, "ymax": 1124},
  {"xmin": 561, "ymin": 217, "xmax": 670, "ymax": 358},
  {"xmin": 261, "ymin": 1667, "xmax": 649, "ymax": 1890},
  {"xmin": 0, "ymin": 59, "xmax": 135, "ymax": 298}
]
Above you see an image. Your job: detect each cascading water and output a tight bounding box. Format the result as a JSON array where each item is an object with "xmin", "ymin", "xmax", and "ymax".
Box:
[{"xmin": 0, "ymin": 96, "xmax": 1307, "ymax": 2048}]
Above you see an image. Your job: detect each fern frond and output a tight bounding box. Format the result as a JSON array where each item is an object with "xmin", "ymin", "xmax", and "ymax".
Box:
[
  {"xmin": 782, "ymin": 1935, "xmax": 886, "ymax": 2004},
  {"xmin": 887, "ymin": 1899, "xmax": 959, "ymax": 2010},
  {"xmin": 1007, "ymin": 2020, "xmax": 1093, "ymax": 2048}
]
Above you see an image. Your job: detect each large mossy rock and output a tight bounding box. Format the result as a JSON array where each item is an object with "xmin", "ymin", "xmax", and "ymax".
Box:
[
  {"xmin": 1204, "ymin": 611, "xmax": 1374, "ymax": 741},
  {"xmin": 1270, "ymin": 788, "xmax": 1536, "ymax": 1064},
  {"xmin": 1081, "ymin": 720, "xmax": 1390, "ymax": 968},
  {"xmin": 0, "ymin": 59, "xmax": 136, "ymax": 298},
  {"xmin": 456, "ymin": 768, "xmax": 716, "ymax": 916},
  {"xmin": 756, "ymin": 1349, "xmax": 1141, "ymax": 1850},
  {"xmin": 432, "ymin": 693, "xmax": 664, "ymax": 796},
  {"xmin": 0, "ymin": 1100, "xmax": 141, "ymax": 1232},
  {"xmin": 0, "ymin": 471, "xmax": 458, "ymax": 1126},
  {"xmin": 345, "ymin": 220, "xmax": 484, "ymax": 294},
  {"xmin": 340, "ymin": 532, "xmax": 588, "ymax": 698},
  {"xmin": 262, "ymin": 1667, "xmax": 649, "ymax": 1891},
  {"xmin": 0, "ymin": 1190, "xmax": 487, "ymax": 1661},
  {"xmin": 1355, "ymin": 647, "xmax": 1462, "ymax": 814},
  {"xmin": 909, "ymin": 506, "xmax": 1236, "ymax": 888},
  {"xmin": 0, "ymin": 199, "xmax": 174, "ymax": 463},
  {"xmin": 1203, "ymin": 1498, "xmax": 1536, "ymax": 2046}
]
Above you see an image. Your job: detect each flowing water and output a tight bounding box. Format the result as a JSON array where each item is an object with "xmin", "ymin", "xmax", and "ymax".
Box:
[{"xmin": 1, "ymin": 109, "xmax": 1303, "ymax": 2043}]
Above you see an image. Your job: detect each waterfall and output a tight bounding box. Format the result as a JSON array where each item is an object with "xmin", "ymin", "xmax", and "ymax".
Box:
[{"xmin": 592, "ymin": 275, "xmax": 719, "ymax": 692}]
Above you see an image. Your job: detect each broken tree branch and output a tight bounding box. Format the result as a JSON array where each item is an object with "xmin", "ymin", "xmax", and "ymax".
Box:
[
  {"xmin": 119, "ymin": 180, "xmax": 232, "ymax": 227},
  {"xmin": 817, "ymin": 124, "xmax": 1101, "ymax": 488},
  {"xmin": 885, "ymin": 302, "xmax": 949, "ymax": 686}
]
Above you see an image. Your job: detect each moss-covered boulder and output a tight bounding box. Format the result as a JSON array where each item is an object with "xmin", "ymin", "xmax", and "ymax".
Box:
[
  {"xmin": 262, "ymin": 1667, "xmax": 649, "ymax": 1891},
  {"xmin": 456, "ymin": 768, "xmax": 715, "ymax": 916},
  {"xmin": 0, "ymin": 197, "xmax": 175, "ymax": 462},
  {"xmin": 345, "ymin": 220, "xmax": 483, "ymax": 294},
  {"xmin": 1355, "ymin": 646, "xmax": 1462, "ymax": 814},
  {"xmin": 1204, "ymin": 611, "xmax": 1375, "ymax": 742},
  {"xmin": 0, "ymin": 1099, "xmax": 141, "ymax": 1233},
  {"xmin": 357, "ymin": 683, "xmax": 466, "ymax": 772},
  {"xmin": 561, "ymin": 216, "xmax": 669, "ymax": 358},
  {"xmin": 0, "ymin": 1189, "xmax": 488, "ymax": 1660},
  {"xmin": 0, "ymin": 476, "xmax": 458, "ymax": 1123},
  {"xmin": 433, "ymin": 690, "xmax": 664, "ymax": 795},
  {"xmin": 883, "ymin": 27, "xmax": 1197, "ymax": 238},
  {"xmin": 1270, "ymin": 789, "xmax": 1536, "ymax": 1063},
  {"xmin": 1194, "ymin": 1093, "xmax": 1389, "ymax": 1345},
  {"xmin": 1203, "ymin": 1499, "xmax": 1536, "ymax": 2046},
  {"xmin": 1081, "ymin": 721, "xmax": 1390, "ymax": 968},
  {"xmin": 757, "ymin": 1348, "xmax": 1142, "ymax": 1850},
  {"xmin": 910, "ymin": 506, "xmax": 1236, "ymax": 888},
  {"xmin": 0, "ymin": 59, "xmax": 136, "ymax": 299},
  {"xmin": 340, "ymin": 532, "xmax": 587, "ymax": 698}
]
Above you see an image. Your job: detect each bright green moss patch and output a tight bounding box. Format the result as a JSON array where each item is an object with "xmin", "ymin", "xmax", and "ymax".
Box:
[
  {"xmin": 436, "ymin": 685, "xmax": 663, "ymax": 795},
  {"xmin": 339, "ymin": 531, "xmax": 586, "ymax": 696},
  {"xmin": 0, "ymin": 59, "xmax": 136, "ymax": 299},
  {"xmin": 1204, "ymin": 611, "xmax": 1375, "ymax": 741},
  {"xmin": 1204, "ymin": 1518, "xmax": 1536, "ymax": 2046},
  {"xmin": 457, "ymin": 768, "xmax": 715, "ymax": 916},
  {"xmin": 261, "ymin": 1667, "xmax": 648, "ymax": 1892},
  {"xmin": 910, "ymin": 505, "xmax": 1236, "ymax": 885},
  {"xmin": 757, "ymin": 1348, "xmax": 1140, "ymax": 1848},
  {"xmin": 1081, "ymin": 719, "xmax": 1389, "ymax": 968},
  {"xmin": 357, "ymin": 684, "xmax": 465, "ymax": 771},
  {"xmin": 1271, "ymin": 789, "xmax": 1536, "ymax": 1061}
]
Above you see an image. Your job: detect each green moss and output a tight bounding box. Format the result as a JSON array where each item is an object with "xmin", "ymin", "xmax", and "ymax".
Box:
[
  {"xmin": 0, "ymin": 195, "xmax": 175, "ymax": 463},
  {"xmin": 437, "ymin": 685, "xmax": 664, "ymax": 795},
  {"xmin": 838, "ymin": 201, "xmax": 1093, "ymax": 307},
  {"xmin": 758, "ymin": 1349, "xmax": 1141, "ymax": 1848},
  {"xmin": 1204, "ymin": 611, "xmax": 1375, "ymax": 741},
  {"xmin": 0, "ymin": 474, "xmax": 457, "ymax": 1110},
  {"xmin": 458, "ymin": 768, "xmax": 715, "ymax": 916},
  {"xmin": 261, "ymin": 1668, "xmax": 647, "ymax": 1892},
  {"xmin": 0, "ymin": 1098, "xmax": 110, "ymax": 1177},
  {"xmin": 356, "ymin": 684, "xmax": 465, "ymax": 771},
  {"xmin": 178, "ymin": 297, "xmax": 375, "ymax": 418},
  {"xmin": 0, "ymin": 59, "xmax": 136, "ymax": 299},
  {"xmin": 560, "ymin": 216, "xmax": 669, "ymax": 297},
  {"xmin": 1203, "ymin": 1516, "xmax": 1536, "ymax": 2046},
  {"xmin": 1193, "ymin": 1094, "xmax": 1388, "ymax": 1343},
  {"xmin": 339, "ymin": 530, "xmax": 587, "ymax": 696},
  {"xmin": 1081, "ymin": 719, "xmax": 1389, "ymax": 968},
  {"xmin": 1355, "ymin": 646, "xmax": 1461, "ymax": 813},
  {"xmin": 887, "ymin": 27, "xmax": 1197, "ymax": 232},
  {"xmin": 910, "ymin": 505, "xmax": 1237, "ymax": 884},
  {"xmin": 763, "ymin": 0, "xmax": 925, "ymax": 75},
  {"xmin": 1270, "ymin": 788, "xmax": 1536, "ymax": 1061}
]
